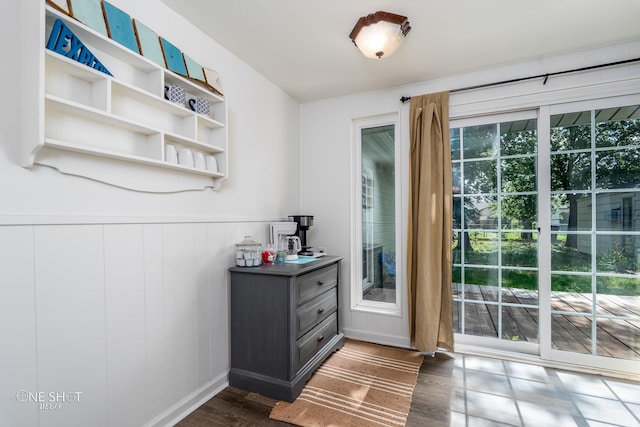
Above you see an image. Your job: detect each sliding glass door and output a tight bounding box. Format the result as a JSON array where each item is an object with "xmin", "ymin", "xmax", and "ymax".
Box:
[
  {"xmin": 452, "ymin": 100, "xmax": 640, "ymax": 370},
  {"xmin": 451, "ymin": 111, "xmax": 539, "ymax": 349},
  {"xmin": 549, "ymin": 103, "xmax": 640, "ymax": 364}
]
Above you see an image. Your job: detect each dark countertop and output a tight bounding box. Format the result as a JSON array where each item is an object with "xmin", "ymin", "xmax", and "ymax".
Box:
[{"xmin": 229, "ymin": 255, "xmax": 343, "ymax": 277}]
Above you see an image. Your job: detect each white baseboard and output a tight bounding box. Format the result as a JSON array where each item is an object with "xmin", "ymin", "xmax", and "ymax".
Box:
[
  {"xmin": 144, "ymin": 371, "xmax": 229, "ymax": 427},
  {"xmin": 342, "ymin": 328, "xmax": 411, "ymax": 349}
]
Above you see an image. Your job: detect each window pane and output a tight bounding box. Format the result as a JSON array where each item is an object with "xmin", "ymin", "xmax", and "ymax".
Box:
[
  {"xmin": 452, "ymin": 269, "xmax": 462, "ymax": 292},
  {"xmin": 464, "ymin": 302, "xmax": 498, "ymax": 337},
  {"xmin": 595, "ymin": 234, "xmax": 639, "ymax": 274},
  {"xmin": 596, "ymin": 276, "xmax": 640, "ymax": 297},
  {"xmin": 502, "ymin": 236, "xmax": 538, "ymax": 268},
  {"xmin": 595, "ymin": 105, "xmax": 640, "ymax": 148},
  {"xmin": 596, "ymin": 318, "xmax": 640, "ymax": 359},
  {"xmin": 502, "ymin": 286, "xmax": 538, "ymax": 307},
  {"xmin": 550, "ymin": 153, "xmax": 591, "ymax": 191},
  {"xmin": 552, "ymin": 314, "xmax": 592, "ymax": 353},
  {"xmin": 502, "ymin": 307, "xmax": 538, "ymax": 342},
  {"xmin": 453, "ymin": 299, "xmax": 462, "ymax": 333},
  {"xmin": 500, "ymin": 119, "xmax": 537, "ymax": 155},
  {"xmin": 465, "ymin": 232, "xmax": 499, "ymax": 266},
  {"xmin": 551, "ymin": 274, "xmax": 592, "ymax": 295},
  {"xmin": 361, "ymin": 124, "xmax": 395, "ymax": 304},
  {"xmin": 452, "ymin": 163, "xmax": 461, "ymax": 189},
  {"xmin": 551, "ymin": 193, "xmax": 591, "ymax": 231},
  {"xmin": 550, "ymin": 112, "xmax": 591, "ymax": 151},
  {"xmin": 463, "ymin": 124, "xmax": 498, "ymax": 159},
  {"xmin": 502, "ymin": 269, "xmax": 538, "ymax": 290},
  {"xmin": 451, "ymin": 128, "xmax": 461, "ymax": 160},
  {"xmin": 463, "ymin": 196, "xmax": 498, "ymax": 229},
  {"xmin": 501, "ymin": 195, "xmax": 537, "ymax": 229},
  {"xmin": 463, "ymin": 267, "xmax": 499, "ymax": 290},
  {"xmin": 596, "ymin": 148, "xmax": 640, "ymax": 189},
  {"xmin": 502, "ymin": 157, "xmax": 536, "ymax": 193},
  {"xmin": 551, "ymin": 237, "xmax": 591, "ymax": 272},
  {"xmin": 452, "ymin": 195, "xmax": 463, "ymax": 229},
  {"xmin": 463, "ymin": 160, "xmax": 497, "ymax": 194},
  {"xmin": 595, "ymin": 192, "xmax": 640, "ymax": 231}
]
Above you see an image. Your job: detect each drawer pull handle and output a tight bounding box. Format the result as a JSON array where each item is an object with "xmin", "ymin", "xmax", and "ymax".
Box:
[
  {"xmin": 317, "ymin": 308, "xmax": 325, "ymax": 314},
  {"xmin": 317, "ymin": 280, "xmax": 325, "ymax": 286},
  {"xmin": 317, "ymin": 335, "xmax": 325, "ymax": 342}
]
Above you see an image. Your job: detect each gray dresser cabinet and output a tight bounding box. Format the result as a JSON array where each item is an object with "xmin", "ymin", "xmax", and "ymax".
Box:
[{"xmin": 229, "ymin": 256, "xmax": 345, "ymax": 402}]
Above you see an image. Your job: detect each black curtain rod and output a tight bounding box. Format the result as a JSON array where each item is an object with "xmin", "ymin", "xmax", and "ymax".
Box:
[{"xmin": 399, "ymin": 57, "xmax": 640, "ymax": 103}]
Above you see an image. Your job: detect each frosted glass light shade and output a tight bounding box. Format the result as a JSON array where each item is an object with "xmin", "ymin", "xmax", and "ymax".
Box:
[{"xmin": 349, "ymin": 11, "xmax": 411, "ymax": 59}]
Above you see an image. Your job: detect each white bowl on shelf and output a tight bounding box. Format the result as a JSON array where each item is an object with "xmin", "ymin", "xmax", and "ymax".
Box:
[
  {"xmin": 205, "ymin": 155, "xmax": 218, "ymax": 172},
  {"xmin": 178, "ymin": 148, "xmax": 194, "ymax": 167},
  {"xmin": 193, "ymin": 151, "xmax": 206, "ymax": 170},
  {"xmin": 165, "ymin": 144, "xmax": 178, "ymax": 164}
]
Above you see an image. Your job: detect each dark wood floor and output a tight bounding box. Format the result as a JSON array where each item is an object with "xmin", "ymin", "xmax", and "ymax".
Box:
[
  {"xmin": 176, "ymin": 353, "xmax": 455, "ymax": 427},
  {"xmin": 177, "ymin": 351, "xmax": 640, "ymax": 427},
  {"xmin": 177, "ymin": 290, "xmax": 640, "ymax": 426},
  {"xmin": 176, "ymin": 387, "xmax": 288, "ymax": 426}
]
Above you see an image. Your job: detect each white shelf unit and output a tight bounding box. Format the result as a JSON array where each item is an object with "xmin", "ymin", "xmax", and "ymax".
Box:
[{"xmin": 23, "ymin": 3, "xmax": 228, "ymax": 192}]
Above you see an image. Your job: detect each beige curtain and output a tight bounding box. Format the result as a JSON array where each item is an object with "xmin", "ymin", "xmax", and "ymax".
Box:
[{"xmin": 407, "ymin": 91, "xmax": 454, "ymax": 353}]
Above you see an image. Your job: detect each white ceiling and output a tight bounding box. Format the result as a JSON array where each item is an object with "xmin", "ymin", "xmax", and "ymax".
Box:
[{"xmin": 162, "ymin": 0, "xmax": 640, "ymax": 103}]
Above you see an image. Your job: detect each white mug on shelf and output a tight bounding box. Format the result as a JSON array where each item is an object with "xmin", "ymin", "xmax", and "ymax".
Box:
[
  {"xmin": 205, "ymin": 155, "xmax": 218, "ymax": 173},
  {"xmin": 177, "ymin": 148, "xmax": 194, "ymax": 167},
  {"xmin": 165, "ymin": 144, "xmax": 178, "ymax": 164},
  {"xmin": 193, "ymin": 151, "xmax": 206, "ymax": 170}
]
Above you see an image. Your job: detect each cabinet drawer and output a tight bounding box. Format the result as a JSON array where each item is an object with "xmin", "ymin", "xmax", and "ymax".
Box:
[
  {"xmin": 296, "ymin": 313, "xmax": 337, "ymax": 372},
  {"xmin": 296, "ymin": 288, "xmax": 337, "ymax": 338},
  {"xmin": 296, "ymin": 264, "xmax": 338, "ymax": 304}
]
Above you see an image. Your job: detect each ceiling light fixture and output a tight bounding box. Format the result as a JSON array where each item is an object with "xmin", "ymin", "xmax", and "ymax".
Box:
[{"xmin": 349, "ymin": 11, "xmax": 411, "ymax": 59}]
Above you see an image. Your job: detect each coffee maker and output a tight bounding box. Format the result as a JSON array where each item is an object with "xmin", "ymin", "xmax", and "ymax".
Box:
[{"xmin": 288, "ymin": 215, "xmax": 316, "ymax": 256}]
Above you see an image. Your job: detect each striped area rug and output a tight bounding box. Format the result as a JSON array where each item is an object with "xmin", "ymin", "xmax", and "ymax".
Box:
[{"xmin": 269, "ymin": 338, "xmax": 424, "ymax": 427}]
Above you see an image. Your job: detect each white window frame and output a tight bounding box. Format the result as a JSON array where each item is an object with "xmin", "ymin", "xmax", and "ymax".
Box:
[{"xmin": 351, "ymin": 113, "xmax": 403, "ymax": 316}]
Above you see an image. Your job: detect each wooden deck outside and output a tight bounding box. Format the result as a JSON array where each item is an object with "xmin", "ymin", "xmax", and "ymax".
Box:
[{"xmin": 453, "ymin": 284, "xmax": 640, "ymax": 360}]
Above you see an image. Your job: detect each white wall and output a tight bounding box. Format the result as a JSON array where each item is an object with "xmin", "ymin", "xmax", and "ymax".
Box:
[
  {"xmin": 1, "ymin": 1, "xmax": 301, "ymax": 426},
  {"xmin": 3, "ymin": 2, "xmax": 639, "ymax": 425},
  {"xmin": 300, "ymin": 41, "xmax": 640, "ymax": 348}
]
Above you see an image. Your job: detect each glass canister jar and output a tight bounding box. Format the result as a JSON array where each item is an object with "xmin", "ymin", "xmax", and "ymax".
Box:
[{"xmin": 235, "ymin": 236, "xmax": 263, "ymax": 267}]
